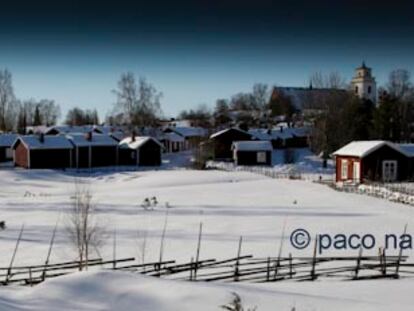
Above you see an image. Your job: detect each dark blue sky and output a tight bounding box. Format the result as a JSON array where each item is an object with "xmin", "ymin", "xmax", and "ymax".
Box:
[{"xmin": 1, "ymin": 0, "xmax": 413, "ymax": 118}]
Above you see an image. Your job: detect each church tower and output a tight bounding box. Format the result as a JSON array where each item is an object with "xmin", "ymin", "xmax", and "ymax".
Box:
[{"xmin": 351, "ymin": 62, "xmax": 377, "ymax": 104}]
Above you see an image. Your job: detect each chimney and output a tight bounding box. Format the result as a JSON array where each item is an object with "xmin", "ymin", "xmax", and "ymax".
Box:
[
  {"xmin": 131, "ymin": 130, "xmax": 136, "ymax": 142},
  {"xmin": 39, "ymin": 133, "xmax": 45, "ymax": 143},
  {"xmin": 85, "ymin": 131, "xmax": 92, "ymax": 141}
]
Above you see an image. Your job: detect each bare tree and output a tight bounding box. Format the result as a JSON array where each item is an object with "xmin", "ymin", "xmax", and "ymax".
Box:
[
  {"xmin": 66, "ymin": 183, "xmax": 105, "ymax": 270},
  {"xmin": 39, "ymin": 99, "xmax": 61, "ymax": 126},
  {"xmin": 65, "ymin": 107, "xmax": 99, "ymax": 126},
  {"xmin": 387, "ymin": 69, "xmax": 413, "ymax": 101},
  {"xmin": 17, "ymin": 98, "xmax": 61, "ymax": 131},
  {"xmin": 178, "ymin": 103, "xmax": 212, "ymax": 128},
  {"xmin": 0, "ymin": 69, "xmax": 18, "ymax": 131},
  {"xmin": 309, "ymin": 71, "xmax": 347, "ymax": 89},
  {"xmin": 112, "ymin": 72, "xmax": 162, "ymax": 127},
  {"xmin": 251, "ymin": 83, "xmax": 269, "ymax": 110}
]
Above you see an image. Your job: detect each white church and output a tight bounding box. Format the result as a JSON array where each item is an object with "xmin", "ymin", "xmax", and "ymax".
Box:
[
  {"xmin": 350, "ymin": 62, "xmax": 377, "ymax": 104},
  {"xmin": 270, "ymin": 62, "xmax": 379, "ymax": 113}
]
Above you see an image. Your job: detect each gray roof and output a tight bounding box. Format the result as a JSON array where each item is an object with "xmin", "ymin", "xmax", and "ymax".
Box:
[
  {"xmin": 0, "ymin": 134, "xmax": 19, "ymax": 147},
  {"xmin": 232, "ymin": 141, "xmax": 273, "ymax": 151},
  {"xmin": 119, "ymin": 136, "xmax": 163, "ymax": 150},
  {"xmin": 66, "ymin": 133, "xmax": 119, "ymax": 147},
  {"xmin": 14, "ymin": 135, "xmax": 73, "ymax": 150}
]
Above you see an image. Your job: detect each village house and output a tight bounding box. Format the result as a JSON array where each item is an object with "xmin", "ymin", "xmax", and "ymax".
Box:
[
  {"xmin": 66, "ymin": 132, "xmax": 119, "ymax": 168},
  {"xmin": 248, "ymin": 125, "xmax": 309, "ymax": 149},
  {"xmin": 12, "ymin": 134, "xmax": 73, "ymax": 169},
  {"xmin": 118, "ymin": 135, "xmax": 163, "ymax": 166},
  {"xmin": 0, "ymin": 134, "xmax": 18, "ymax": 162},
  {"xmin": 333, "ymin": 140, "xmax": 414, "ymax": 184},
  {"xmin": 26, "ymin": 124, "xmax": 125, "ymax": 141},
  {"xmin": 163, "ymin": 126, "xmax": 207, "ymax": 151},
  {"xmin": 159, "ymin": 131, "xmax": 186, "ymax": 153},
  {"xmin": 232, "ymin": 141, "xmax": 273, "ymax": 166},
  {"xmin": 209, "ymin": 128, "xmax": 254, "ymax": 160}
]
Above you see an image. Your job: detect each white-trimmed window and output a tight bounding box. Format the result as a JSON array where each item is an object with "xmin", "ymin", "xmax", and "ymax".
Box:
[
  {"xmin": 341, "ymin": 159, "xmax": 348, "ymax": 179},
  {"xmin": 257, "ymin": 152, "xmax": 266, "ymax": 163}
]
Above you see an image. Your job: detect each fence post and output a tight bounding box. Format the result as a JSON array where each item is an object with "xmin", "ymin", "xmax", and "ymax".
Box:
[
  {"xmin": 266, "ymin": 257, "xmax": 270, "ymax": 281},
  {"xmin": 28, "ymin": 268, "xmax": 33, "ymax": 286},
  {"xmin": 354, "ymin": 248, "xmax": 362, "ymax": 279},
  {"xmin": 190, "ymin": 257, "xmax": 194, "ymax": 281},
  {"xmin": 310, "ymin": 235, "xmax": 318, "ymax": 281}
]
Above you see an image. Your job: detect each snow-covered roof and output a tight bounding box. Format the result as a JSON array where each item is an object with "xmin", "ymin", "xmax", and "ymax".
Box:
[
  {"xmin": 14, "ymin": 135, "xmax": 73, "ymax": 150},
  {"xmin": 119, "ymin": 136, "xmax": 163, "ymax": 150},
  {"xmin": 232, "ymin": 141, "xmax": 273, "ymax": 151},
  {"xmin": 398, "ymin": 144, "xmax": 414, "ymax": 157},
  {"xmin": 26, "ymin": 125, "xmax": 49, "ymax": 134},
  {"xmin": 0, "ymin": 134, "xmax": 19, "ymax": 147},
  {"xmin": 161, "ymin": 132, "xmax": 185, "ymax": 142},
  {"xmin": 248, "ymin": 127, "xmax": 309, "ymax": 141},
  {"xmin": 210, "ymin": 128, "xmax": 251, "ymax": 139},
  {"xmin": 333, "ymin": 141, "xmax": 408, "ymax": 158},
  {"xmin": 248, "ymin": 129, "xmax": 271, "ymax": 141},
  {"xmin": 109, "ymin": 131, "xmax": 125, "ymax": 141},
  {"xmin": 165, "ymin": 127, "xmax": 207, "ymax": 138},
  {"xmin": 66, "ymin": 133, "xmax": 118, "ymax": 147},
  {"xmin": 46, "ymin": 125, "xmax": 96, "ymax": 135}
]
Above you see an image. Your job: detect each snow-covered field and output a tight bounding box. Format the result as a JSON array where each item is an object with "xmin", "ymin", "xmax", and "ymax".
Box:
[
  {"xmin": 2, "ymin": 270, "xmax": 414, "ymax": 311},
  {"xmin": 0, "ymin": 163, "xmax": 414, "ymax": 310}
]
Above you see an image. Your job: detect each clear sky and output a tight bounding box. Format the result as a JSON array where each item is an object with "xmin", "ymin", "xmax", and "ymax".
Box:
[{"xmin": 1, "ymin": 1, "xmax": 414, "ymax": 120}]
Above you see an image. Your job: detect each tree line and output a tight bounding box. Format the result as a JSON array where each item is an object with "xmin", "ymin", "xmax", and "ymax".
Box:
[
  {"xmin": 2, "ymin": 65, "xmax": 414, "ymax": 153},
  {"xmin": 0, "ymin": 69, "xmax": 164, "ymax": 133},
  {"xmin": 0, "ymin": 69, "xmax": 61, "ymax": 133},
  {"xmin": 310, "ymin": 69, "xmax": 414, "ymax": 157}
]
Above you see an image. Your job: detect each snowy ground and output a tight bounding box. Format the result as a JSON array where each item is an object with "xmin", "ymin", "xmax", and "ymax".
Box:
[
  {"xmin": 271, "ymin": 148, "xmax": 334, "ymax": 175},
  {"xmin": 0, "ymin": 155, "xmax": 414, "ymax": 310},
  {"xmin": 1, "ymin": 270, "xmax": 414, "ymax": 311}
]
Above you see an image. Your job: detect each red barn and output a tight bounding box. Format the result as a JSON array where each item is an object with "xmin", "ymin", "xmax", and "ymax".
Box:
[
  {"xmin": 12, "ymin": 135, "xmax": 73, "ymax": 169},
  {"xmin": 333, "ymin": 141, "xmax": 414, "ymax": 184}
]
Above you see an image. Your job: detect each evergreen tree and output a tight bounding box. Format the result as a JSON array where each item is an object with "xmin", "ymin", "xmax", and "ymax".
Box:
[{"xmin": 343, "ymin": 97, "xmax": 375, "ymax": 142}]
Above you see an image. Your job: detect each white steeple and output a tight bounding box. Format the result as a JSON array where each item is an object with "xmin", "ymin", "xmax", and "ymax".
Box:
[{"xmin": 351, "ymin": 62, "xmax": 377, "ymax": 104}]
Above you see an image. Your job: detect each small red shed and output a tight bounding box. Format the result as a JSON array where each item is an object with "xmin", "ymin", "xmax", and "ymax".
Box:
[
  {"xmin": 12, "ymin": 135, "xmax": 73, "ymax": 169},
  {"xmin": 333, "ymin": 140, "xmax": 413, "ymax": 184}
]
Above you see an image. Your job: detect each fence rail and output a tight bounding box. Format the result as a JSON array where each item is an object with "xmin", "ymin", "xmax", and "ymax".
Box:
[
  {"xmin": 1, "ymin": 252, "xmax": 411, "ymax": 286},
  {"xmin": 206, "ymin": 161, "xmax": 333, "ymax": 182},
  {"xmin": 332, "ymin": 182, "xmax": 414, "ymax": 206}
]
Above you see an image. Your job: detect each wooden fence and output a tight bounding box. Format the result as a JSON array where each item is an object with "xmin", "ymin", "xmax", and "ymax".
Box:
[
  {"xmin": 331, "ymin": 182, "xmax": 414, "ymax": 206},
  {"xmin": 206, "ymin": 161, "xmax": 333, "ymax": 182},
  {"xmin": 2, "ymin": 251, "xmax": 412, "ymax": 286}
]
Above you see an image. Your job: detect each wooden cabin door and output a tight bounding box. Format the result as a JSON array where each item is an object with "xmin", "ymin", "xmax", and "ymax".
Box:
[
  {"xmin": 382, "ymin": 160, "xmax": 397, "ymax": 182},
  {"xmin": 353, "ymin": 162, "xmax": 360, "ymax": 182}
]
